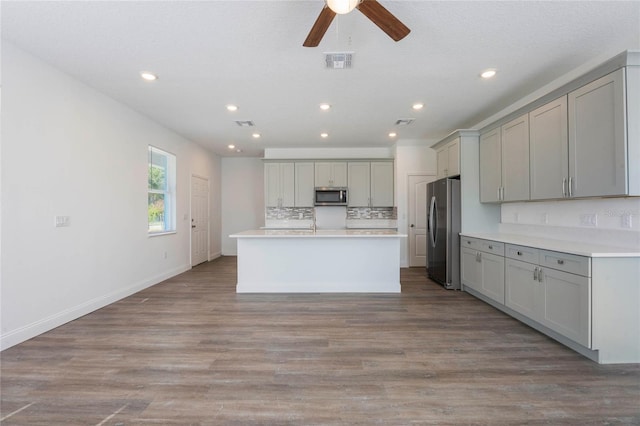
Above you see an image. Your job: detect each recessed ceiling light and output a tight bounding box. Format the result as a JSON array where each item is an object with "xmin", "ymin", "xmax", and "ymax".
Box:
[
  {"xmin": 481, "ymin": 69, "xmax": 497, "ymax": 79},
  {"xmin": 228, "ymin": 144, "xmax": 235, "ymax": 149},
  {"xmin": 320, "ymin": 133, "xmax": 329, "ymax": 138},
  {"xmin": 252, "ymin": 133, "xmax": 261, "ymax": 139},
  {"xmin": 226, "ymin": 104, "xmax": 238, "ymax": 112},
  {"xmin": 320, "ymin": 103, "xmax": 331, "ymax": 111},
  {"xmin": 412, "ymin": 103, "xmax": 424, "ymax": 110},
  {"xmin": 140, "ymin": 72, "xmax": 158, "ymax": 81},
  {"xmin": 389, "ymin": 132, "xmax": 397, "ymax": 138}
]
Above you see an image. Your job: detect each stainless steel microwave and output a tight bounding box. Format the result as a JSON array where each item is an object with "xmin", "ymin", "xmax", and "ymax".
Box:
[{"xmin": 314, "ymin": 187, "xmax": 348, "ymax": 206}]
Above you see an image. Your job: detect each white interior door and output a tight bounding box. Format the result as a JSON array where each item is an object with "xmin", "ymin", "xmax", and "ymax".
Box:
[
  {"xmin": 191, "ymin": 175, "xmax": 209, "ymax": 267},
  {"xmin": 408, "ymin": 174, "xmax": 436, "ymax": 267}
]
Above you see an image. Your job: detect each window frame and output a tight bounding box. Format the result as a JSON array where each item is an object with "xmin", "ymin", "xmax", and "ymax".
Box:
[{"xmin": 148, "ymin": 145, "xmax": 177, "ymax": 236}]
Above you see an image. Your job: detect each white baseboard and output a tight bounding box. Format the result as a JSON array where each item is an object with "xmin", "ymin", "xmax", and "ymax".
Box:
[
  {"xmin": 209, "ymin": 251, "xmax": 222, "ymax": 261},
  {"xmin": 0, "ymin": 264, "xmax": 190, "ymax": 351}
]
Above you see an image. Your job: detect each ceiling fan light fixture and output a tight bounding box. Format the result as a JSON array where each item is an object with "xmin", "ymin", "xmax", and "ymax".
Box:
[{"xmin": 326, "ymin": 0, "xmax": 359, "ymax": 15}]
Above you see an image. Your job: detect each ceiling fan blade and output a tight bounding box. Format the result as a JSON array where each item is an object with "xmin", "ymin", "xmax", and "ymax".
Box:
[
  {"xmin": 303, "ymin": 5, "xmax": 337, "ymax": 47},
  {"xmin": 357, "ymin": 0, "xmax": 411, "ymax": 42}
]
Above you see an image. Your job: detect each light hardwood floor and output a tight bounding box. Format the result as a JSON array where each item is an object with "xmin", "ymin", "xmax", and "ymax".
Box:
[{"xmin": 1, "ymin": 256, "xmax": 639, "ymax": 425}]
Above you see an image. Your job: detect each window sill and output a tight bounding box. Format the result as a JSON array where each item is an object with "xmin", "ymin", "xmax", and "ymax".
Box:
[{"xmin": 148, "ymin": 231, "xmax": 177, "ymax": 238}]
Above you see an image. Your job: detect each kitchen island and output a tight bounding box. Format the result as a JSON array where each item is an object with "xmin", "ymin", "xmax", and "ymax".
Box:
[{"xmin": 229, "ymin": 229, "xmax": 407, "ymax": 293}]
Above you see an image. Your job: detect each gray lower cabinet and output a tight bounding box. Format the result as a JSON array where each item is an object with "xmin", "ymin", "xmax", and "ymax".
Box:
[
  {"xmin": 461, "ymin": 237, "xmax": 505, "ymax": 304},
  {"xmin": 461, "ymin": 234, "xmax": 640, "ymax": 364},
  {"xmin": 505, "ymin": 245, "xmax": 591, "ymax": 347}
]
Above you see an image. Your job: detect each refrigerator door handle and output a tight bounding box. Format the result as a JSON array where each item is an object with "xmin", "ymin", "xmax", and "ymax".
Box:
[{"xmin": 428, "ymin": 195, "xmax": 437, "ymax": 248}]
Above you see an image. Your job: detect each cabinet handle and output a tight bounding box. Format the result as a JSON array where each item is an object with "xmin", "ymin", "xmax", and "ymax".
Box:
[
  {"xmin": 488, "ymin": 245, "xmax": 493, "ymax": 249},
  {"xmin": 538, "ymin": 268, "xmax": 544, "ymax": 282},
  {"xmin": 517, "ymin": 251, "xmax": 523, "ymax": 256},
  {"xmin": 467, "ymin": 240, "xmax": 471, "ymax": 245},
  {"xmin": 562, "ymin": 178, "xmax": 567, "ymax": 197},
  {"xmin": 476, "ymin": 252, "xmax": 481, "ymax": 262},
  {"xmin": 533, "ymin": 267, "xmax": 538, "ymax": 281},
  {"xmin": 497, "ymin": 188, "xmax": 501, "ymax": 201},
  {"xmin": 557, "ymin": 259, "xmax": 565, "ymax": 265},
  {"xmin": 568, "ymin": 177, "xmax": 573, "ymax": 197}
]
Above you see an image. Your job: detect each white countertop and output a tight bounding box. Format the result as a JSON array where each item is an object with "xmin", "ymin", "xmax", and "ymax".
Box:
[
  {"xmin": 231, "ymin": 229, "xmax": 407, "ymax": 238},
  {"xmin": 460, "ymin": 232, "xmax": 640, "ymax": 258}
]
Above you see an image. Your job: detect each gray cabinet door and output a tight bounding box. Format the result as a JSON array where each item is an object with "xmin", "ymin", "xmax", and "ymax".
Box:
[
  {"xmin": 539, "ymin": 267, "xmax": 591, "ymax": 347},
  {"xmin": 461, "ymin": 247, "xmax": 482, "ymax": 292},
  {"xmin": 505, "ymin": 258, "xmax": 539, "ymax": 319},
  {"xmin": 530, "ymin": 96, "xmax": 569, "ymax": 200},
  {"xmin": 479, "ymin": 251, "xmax": 505, "ymax": 304},
  {"xmin": 569, "ymin": 68, "xmax": 626, "ymax": 197},
  {"xmin": 501, "ymin": 113, "xmax": 530, "ymax": 201},
  {"xmin": 479, "ymin": 128, "xmax": 502, "ymax": 203},
  {"xmin": 347, "ymin": 162, "xmax": 370, "ymax": 206},
  {"xmin": 370, "ymin": 162, "xmax": 394, "ymax": 207},
  {"xmin": 295, "ymin": 162, "xmax": 315, "ymax": 207}
]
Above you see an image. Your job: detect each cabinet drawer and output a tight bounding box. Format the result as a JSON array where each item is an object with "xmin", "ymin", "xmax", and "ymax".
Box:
[
  {"xmin": 539, "ymin": 250, "xmax": 590, "ymax": 277},
  {"xmin": 479, "ymin": 240, "xmax": 504, "ymax": 256},
  {"xmin": 506, "ymin": 244, "xmax": 539, "ymax": 264},
  {"xmin": 461, "ymin": 237, "xmax": 479, "ymax": 250}
]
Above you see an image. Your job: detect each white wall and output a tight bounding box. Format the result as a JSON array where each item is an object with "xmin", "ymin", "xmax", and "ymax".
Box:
[
  {"xmin": 394, "ymin": 141, "xmax": 437, "ymax": 267},
  {"xmin": 221, "ymin": 157, "xmax": 264, "ymax": 255},
  {"xmin": 0, "ymin": 42, "xmax": 221, "ymax": 350}
]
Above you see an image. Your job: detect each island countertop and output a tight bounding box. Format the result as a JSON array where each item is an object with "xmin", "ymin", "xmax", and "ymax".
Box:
[{"xmin": 231, "ymin": 229, "xmax": 407, "ymax": 238}]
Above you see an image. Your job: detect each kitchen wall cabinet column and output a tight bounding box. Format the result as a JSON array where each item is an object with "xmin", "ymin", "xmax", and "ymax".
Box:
[
  {"xmin": 480, "ymin": 114, "xmax": 529, "ymax": 202},
  {"xmin": 315, "ymin": 162, "xmax": 347, "ymax": 187},
  {"xmin": 435, "ymin": 138, "xmax": 460, "ymax": 178},
  {"xmin": 370, "ymin": 161, "xmax": 394, "ymax": 207},
  {"xmin": 264, "ymin": 162, "xmax": 294, "ymax": 207},
  {"xmin": 294, "ymin": 162, "xmax": 315, "ymax": 207},
  {"xmin": 479, "ymin": 128, "xmax": 502, "ymax": 202},
  {"xmin": 568, "ymin": 68, "xmax": 627, "ymax": 197},
  {"xmin": 529, "ymin": 96, "xmax": 568, "ymax": 200},
  {"xmin": 500, "ymin": 113, "xmax": 530, "ymax": 201},
  {"xmin": 347, "ymin": 162, "xmax": 371, "ymax": 207}
]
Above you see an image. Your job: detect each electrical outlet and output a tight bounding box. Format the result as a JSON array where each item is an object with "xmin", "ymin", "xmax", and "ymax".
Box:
[
  {"xmin": 55, "ymin": 216, "xmax": 71, "ymax": 227},
  {"xmin": 622, "ymin": 214, "xmax": 633, "ymax": 228},
  {"xmin": 580, "ymin": 213, "xmax": 598, "ymax": 227}
]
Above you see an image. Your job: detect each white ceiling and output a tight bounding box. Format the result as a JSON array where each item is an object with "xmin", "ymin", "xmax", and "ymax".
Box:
[{"xmin": 2, "ymin": 1, "xmax": 639, "ymax": 157}]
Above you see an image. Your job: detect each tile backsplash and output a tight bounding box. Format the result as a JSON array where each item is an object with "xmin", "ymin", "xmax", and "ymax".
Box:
[
  {"xmin": 266, "ymin": 206, "xmax": 397, "ymax": 221},
  {"xmin": 347, "ymin": 207, "xmax": 397, "ymax": 220},
  {"xmin": 266, "ymin": 207, "xmax": 314, "ymax": 220}
]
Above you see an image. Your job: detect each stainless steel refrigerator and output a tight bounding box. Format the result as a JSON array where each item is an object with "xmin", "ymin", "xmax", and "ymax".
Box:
[{"xmin": 426, "ymin": 177, "xmax": 461, "ymax": 290}]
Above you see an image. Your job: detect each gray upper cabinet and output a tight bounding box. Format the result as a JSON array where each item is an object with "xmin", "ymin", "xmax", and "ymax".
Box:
[
  {"xmin": 294, "ymin": 162, "xmax": 315, "ymax": 207},
  {"xmin": 370, "ymin": 161, "xmax": 394, "ymax": 207},
  {"xmin": 501, "ymin": 113, "xmax": 530, "ymax": 201},
  {"xmin": 315, "ymin": 162, "xmax": 347, "ymax": 187},
  {"xmin": 480, "ymin": 113, "xmax": 530, "ymax": 203},
  {"xmin": 568, "ymin": 68, "xmax": 627, "ymax": 198},
  {"xmin": 436, "ymin": 137, "xmax": 460, "ymax": 179},
  {"xmin": 347, "ymin": 162, "xmax": 371, "ymax": 207},
  {"xmin": 529, "ymin": 96, "xmax": 569, "ymax": 200},
  {"xmin": 264, "ymin": 162, "xmax": 295, "ymax": 207},
  {"xmin": 479, "ymin": 127, "xmax": 502, "ymax": 203},
  {"xmin": 481, "ymin": 51, "xmax": 639, "ymax": 203},
  {"xmin": 347, "ymin": 161, "xmax": 394, "ymax": 207}
]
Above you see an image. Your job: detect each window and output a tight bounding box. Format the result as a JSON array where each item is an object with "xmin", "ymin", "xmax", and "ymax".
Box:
[{"xmin": 148, "ymin": 146, "xmax": 176, "ymax": 234}]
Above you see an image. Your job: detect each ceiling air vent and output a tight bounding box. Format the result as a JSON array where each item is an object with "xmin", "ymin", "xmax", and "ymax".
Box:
[
  {"xmin": 234, "ymin": 120, "xmax": 255, "ymax": 127},
  {"xmin": 395, "ymin": 118, "xmax": 415, "ymax": 126},
  {"xmin": 325, "ymin": 52, "xmax": 353, "ymax": 69}
]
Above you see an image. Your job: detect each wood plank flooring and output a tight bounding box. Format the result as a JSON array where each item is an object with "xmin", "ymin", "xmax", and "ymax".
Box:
[{"xmin": 2, "ymin": 256, "xmax": 639, "ymax": 425}]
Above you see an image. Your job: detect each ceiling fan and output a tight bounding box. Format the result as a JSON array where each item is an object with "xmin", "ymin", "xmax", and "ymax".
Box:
[{"xmin": 303, "ymin": 0, "xmax": 411, "ymax": 47}]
